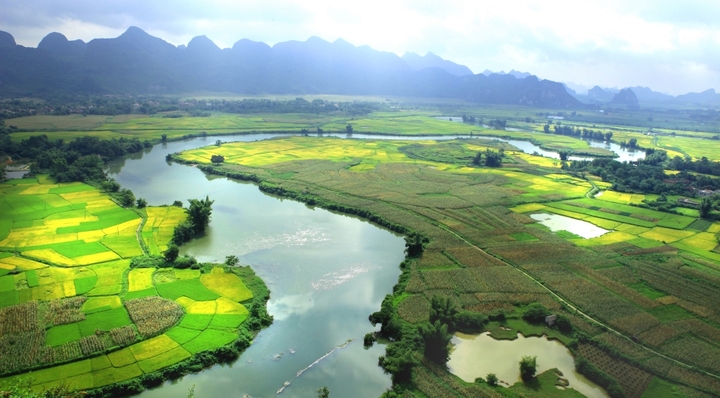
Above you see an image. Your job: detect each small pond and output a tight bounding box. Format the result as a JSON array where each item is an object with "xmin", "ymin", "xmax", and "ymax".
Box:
[
  {"xmin": 530, "ymin": 213, "xmax": 608, "ymax": 239},
  {"xmin": 448, "ymin": 332, "xmax": 608, "ymax": 398}
]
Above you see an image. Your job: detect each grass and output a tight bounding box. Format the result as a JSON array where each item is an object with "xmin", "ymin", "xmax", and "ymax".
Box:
[
  {"xmin": 107, "ymin": 348, "xmax": 137, "ymax": 368},
  {"xmin": 640, "ymin": 377, "xmax": 689, "ymax": 398},
  {"xmin": 77, "ymin": 307, "xmax": 132, "ymax": 337},
  {"xmin": 508, "ymin": 368, "xmax": 586, "ymax": 397},
  {"xmin": 129, "ymin": 334, "xmax": 180, "ymax": 362},
  {"xmin": 128, "ymin": 269, "xmax": 155, "ymax": 292},
  {"xmin": 199, "ymin": 268, "xmax": 253, "ymax": 302},
  {"xmin": 181, "ymin": 329, "xmax": 238, "ymax": 354},
  {"xmin": 650, "ymin": 305, "xmax": 693, "ymax": 322},
  {"xmin": 156, "ymin": 278, "xmax": 221, "ymax": 301},
  {"xmin": 45, "ymin": 323, "xmax": 81, "ymax": 347},
  {"xmin": 137, "ymin": 346, "xmax": 192, "ymax": 373},
  {"xmin": 165, "ymin": 326, "xmax": 202, "ymax": 345},
  {"xmin": 629, "ymin": 283, "xmax": 666, "ymax": 299}
]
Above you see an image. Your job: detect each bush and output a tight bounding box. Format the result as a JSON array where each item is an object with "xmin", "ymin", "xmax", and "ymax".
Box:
[
  {"xmin": 453, "ymin": 311, "xmax": 487, "ymax": 332},
  {"xmin": 486, "ymin": 373, "xmax": 498, "ymax": 386},
  {"xmin": 164, "ymin": 244, "xmax": 179, "ymax": 262},
  {"xmin": 522, "ymin": 303, "xmax": 550, "ymax": 323},
  {"xmin": 364, "ymin": 332, "xmax": 376, "ymax": 347},
  {"xmin": 173, "ymin": 255, "xmax": 197, "ymax": 269},
  {"xmin": 520, "ymin": 355, "xmax": 537, "ymax": 381}
]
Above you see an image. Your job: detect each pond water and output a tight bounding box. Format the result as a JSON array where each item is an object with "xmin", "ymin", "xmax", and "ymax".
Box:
[
  {"xmin": 530, "ymin": 213, "xmax": 608, "ymax": 239},
  {"xmin": 107, "ymin": 134, "xmax": 406, "ymax": 398},
  {"xmin": 448, "ymin": 332, "xmax": 608, "ymax": 398}
]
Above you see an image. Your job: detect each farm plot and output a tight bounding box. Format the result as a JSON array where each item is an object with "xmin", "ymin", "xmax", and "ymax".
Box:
[{"xmin": 142, "ymin": 206, "xmax": 187, "ymax": 255}]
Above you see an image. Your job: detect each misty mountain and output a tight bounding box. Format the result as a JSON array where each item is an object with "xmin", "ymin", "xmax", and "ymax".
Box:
[
  {"xmin": 609, "ymin": 88, "xmax": 639, "ymax": 108},
  {"xmin": 482, "ymin": 69, "xmax": 532, "ymax": 79},
  {"xmin": 401, "ymin": 52, "xmax": 473, "ymax": 76},
  {"xmin": 0, "ymin": 27, "xmax": 581, "ymax": 107},
  {"xmin": 626, "ymin": 86, "xmax": 673, "ymax": 103},
  {"xmin": 586, "ymin": 86, "xmax": 618, "ymax": 102},
  {"xmin": 676, "ymin": 89, "xmax": 720, "ymax": 105}
]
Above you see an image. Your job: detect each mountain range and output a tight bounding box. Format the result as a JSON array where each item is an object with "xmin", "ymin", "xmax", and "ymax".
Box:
[{"xmin": 0, "ymin": 27, "xmax": 580, "ymax": 107}]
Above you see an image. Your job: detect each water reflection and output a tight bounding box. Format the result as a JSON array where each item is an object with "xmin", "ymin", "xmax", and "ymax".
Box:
[
  {"xmin": 530, "ymin": 213, "xmax": 608, "ymax": 239},
  {"xmin": 448, "ymin": 332, "xmax": 608, "ymax": 398},
  {"xmin": 107, "ymin": 135, "xmax": 405, "ymax": 398}
]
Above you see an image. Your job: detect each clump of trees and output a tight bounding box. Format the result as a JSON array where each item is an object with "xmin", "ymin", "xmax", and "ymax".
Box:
[
  {"xmin": 519, "ymin": 355, "xmax": 537, "ymax": 380},
  {"xmin": 472, "ymin": 149, "xmax": 504, "ymax": 167},
  {"xmin": 172, "ymin": 196, "xmax": 215, "ymax": 244},
  {"xmin": 210, "ymin": 154, "xmax": 225, "ymax": 164}
]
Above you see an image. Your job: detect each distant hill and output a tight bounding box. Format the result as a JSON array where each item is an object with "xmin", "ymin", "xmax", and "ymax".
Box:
[
  {"xmin": 482, "ymin": 69, "xmax": 533, "ymax": 79},
  {"xmin": 0, "ymin": 27, "xmax": 582, "ymax": 108},
  {"xmin": 609, "ymin": 88, "xmax": 639, "ymax": 108},
  {"xmin": 676, "ymin": 89, "xmax": 720, "ymax": 105},
  {"xmin": 586, "ymin": 86, "xmax": 617, "ymax": 102},
  {"xmin": 401, "ymin": 52, "xmax": 473, "ymax": 76}
]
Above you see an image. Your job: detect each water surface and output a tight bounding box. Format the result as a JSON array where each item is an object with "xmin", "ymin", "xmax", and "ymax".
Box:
[
  {"xmin": 448, "ymin": 332, "xmax": 608, "ymax": 398},
  {"xmin": 107, "ymin": 134, "xmax": 405, "ymax": 397},
  {"xmin": 530, "ymin": 213, "xmax": 608, "ymax": 239}
]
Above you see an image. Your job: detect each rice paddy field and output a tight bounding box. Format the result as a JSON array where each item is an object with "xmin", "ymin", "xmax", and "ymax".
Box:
[
  {"xmin": 0, "ymin": 177, "xmax": 258, "ymax": 393},
  {"xmin": 12, "ymin": 107, "xmax": 718, "ymax": 160},
  {"xmin": 181, "ymin": 135, "xmax": 720, "ymax": 397}
]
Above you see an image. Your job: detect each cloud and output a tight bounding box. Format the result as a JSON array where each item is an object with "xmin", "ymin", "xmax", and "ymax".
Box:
[{"xmin": 0, "ymin": 0, "xmax": 717, "ymax": 94}]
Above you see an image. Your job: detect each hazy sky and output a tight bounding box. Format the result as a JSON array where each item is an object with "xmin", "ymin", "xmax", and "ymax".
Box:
[{"xmin": 2, "ymin": 0, "xmax": 718, "ymax": 95}]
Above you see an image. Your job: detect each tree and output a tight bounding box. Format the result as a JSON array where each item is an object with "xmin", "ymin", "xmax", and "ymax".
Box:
[
  {"xmin": 161, "ymin": 134, "xmax": 167, "ymax": 142},
  {"xmin": 215, "ymin": 140, "xmax": 222, "ymax": 146},
  {"xmin": 172, "ymin": 221, "xmax": 195, "ymax": 244},
  {"xmin": 172, "ymin": 200, "xmax": 183, "ymax": 207},
  {"xmin": 486, "ymin": 373, "xmax": 498, "ymax": 386},
  {"xmin": 522, "ymin": 303, "xmax": 550, "ymax": 323},
  {"xmin": 118, "ymin": 188, "xmax": 135, "ymax": 207},
  {"xmin": 136, "ymin": 198, "xmax": 147, "ymax": 208},
  {"xmin": 429, "ymin": 296, "xmax": 457, "ymax": 325},
  {"xmin": 404, "ymin": 232, "xmax": 426, "ymax": 257},
  {"xmin": 420, "ymin": 320, "xmax": 452, "ymax": 363},
  {"xmin": 520, "ymin": 356, "xmax": 537, "ymax": 380},
  {"xmin": 317, "ymin": 387, "xmax": 329, "ymax": 398},
  {"xmin": 101, "ymin": 179, "xmax": 121, "ymax": 192},
  {"xmin": 225, "ymin": 255, "xmax": 239, "ymax": 266},
  {"xmin": 211, "ymin": 154, "xmax": 225, "ymax": 163},
  {"xmin": 472, "ymin": 152, "xmax": 482, "ymax": 166},
  {"xmin": 164, "ymin": 244, "xmax": 179, "ymax": 262},
  {"xmin": 558, "ymin": 151, "xmax": 570, "ymax": 161},
  {"xmin": 605, "ymin": 132, "xmax": 613, "ymax": 142},
  {"xmin": 700, "ymin": 198, "xmax": 712, "ymax": 219},
  {"xmin": 187, "ymin": 196, "xmax": 214, "ymax": 234},
  {"xmin": 346, "ymin": 124, "xmax": 353, "ymax": 134}
]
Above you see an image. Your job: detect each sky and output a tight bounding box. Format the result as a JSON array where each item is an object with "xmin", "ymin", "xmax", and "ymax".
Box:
[{"xmin": 2, "ymin": 0, "xmax": 719, "ymax": 95}]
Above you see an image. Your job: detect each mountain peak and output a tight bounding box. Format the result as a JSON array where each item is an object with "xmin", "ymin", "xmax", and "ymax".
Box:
[
  {"xmin": 0, "ymin": 31, "xmax": 17, "ymax": 48},
  {"xmin": 610, "ymin": 88, "xmax": 639, "ymax": 108},
  {"xmin": 120, "ymin": 26, "xmax": 150, "ymax": 39},
  {"xmin": 187, "ymin": 35, "xmax": 221, "ymax": 52}
]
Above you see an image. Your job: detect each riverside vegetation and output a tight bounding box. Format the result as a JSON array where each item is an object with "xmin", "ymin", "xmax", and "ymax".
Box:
[
  {"xmin": 173, "ymin": 131, "xmax": 720, "ymax": 398},
  {"xmin": 4, "ymin": 98, "xmax": 720, "ymax": 397}
]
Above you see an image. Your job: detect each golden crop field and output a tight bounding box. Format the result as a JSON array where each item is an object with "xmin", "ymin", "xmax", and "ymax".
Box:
[{"xmin": 0, "ymin": 177, "xmax": 261, "ymax": 392}]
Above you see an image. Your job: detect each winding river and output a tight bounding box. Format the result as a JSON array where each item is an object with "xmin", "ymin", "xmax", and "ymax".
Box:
[
  {"xmin": 107, "ymin": 134, "xmax": 405, "ymax": 398},
  {"xmin": 103, "ymin": 132, "xmax": 619, "ymax": 397}
]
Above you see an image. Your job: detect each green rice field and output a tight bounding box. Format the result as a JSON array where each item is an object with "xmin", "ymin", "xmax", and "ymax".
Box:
[{"xmin": 0, "ymin": 177, "xmax": 261, "ymax": 393}]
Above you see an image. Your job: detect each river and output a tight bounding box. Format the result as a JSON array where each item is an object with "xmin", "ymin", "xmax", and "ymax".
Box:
[
  {"xmin": 107, "ymin": 134, "xmax": 405, "ymax": 398},
  {"xmin": 105, "ymin": 132, "xmax": 612, "ymax": 397}
]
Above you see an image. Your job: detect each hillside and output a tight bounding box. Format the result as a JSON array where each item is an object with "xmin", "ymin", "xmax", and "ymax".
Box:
[{"xmin": 0, "ymin": 28, "xmax": 580, "ymax": 108}]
